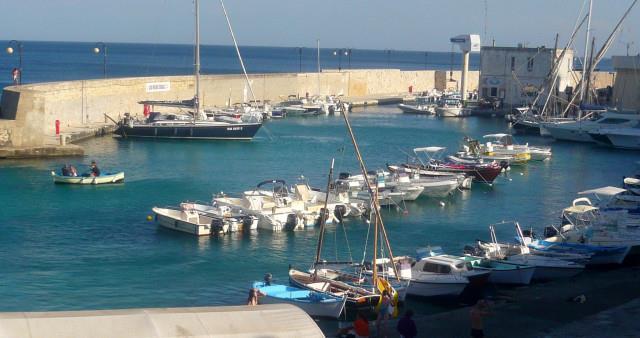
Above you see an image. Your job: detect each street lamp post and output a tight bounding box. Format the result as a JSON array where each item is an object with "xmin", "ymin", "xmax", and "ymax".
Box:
[
  {"xmin": 6, "ymin": 40, "xmax": 23, "ymax": 84},
  {"xmin": 298, "ymin": 47, "xmax": 302, "ymax": 73},
  {"xmin": 333, "ymin": 49, "xmax": 350, "ymax": 71},
  {"xmin": 424, "ymin": 52, "xmax": 428, "ymax": 70},
  {"xmin": 93, "ymin": 42, "xmax": 108, "ymax": 79}
]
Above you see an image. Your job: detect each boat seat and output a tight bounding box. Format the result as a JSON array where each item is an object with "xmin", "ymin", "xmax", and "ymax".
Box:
[
  {"xmin": 294, "ymin": 184, "xmax": 312, "ymax": 202},
  {"xmin": 308, "ymin": 282, "xmax": 330, "ymax": 292},
  {"xmin": 261, "ymin": 201, "xmax": 276, "ymax": 209}
]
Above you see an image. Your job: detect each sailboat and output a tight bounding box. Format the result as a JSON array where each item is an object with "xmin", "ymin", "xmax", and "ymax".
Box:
[
  {"xmin": 289, "ymin": 159, "xmax": 389, "ymax": 311},
  {"xmin": 114, "ymin": 0, "xmax": 262, "ymax": 140},
  {"xmin": 290, "ymin": 108, "xmax": 407, "ymax": 313}
]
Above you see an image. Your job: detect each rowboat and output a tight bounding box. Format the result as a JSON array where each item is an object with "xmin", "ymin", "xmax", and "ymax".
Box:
[
  {"xmin": 253, "ymin": 281, "xmax": 347, "ymax": 318},
  {"xmin": 51, "ymin": 171, "xmax": 125, "ymax": 184}
]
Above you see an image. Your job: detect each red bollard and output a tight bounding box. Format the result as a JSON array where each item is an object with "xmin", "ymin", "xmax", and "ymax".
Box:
[{"xmin": 55, "ymin": 120, "xmax": 60, "ymax": 135}]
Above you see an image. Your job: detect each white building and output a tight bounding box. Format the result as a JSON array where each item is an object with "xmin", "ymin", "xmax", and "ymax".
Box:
[
  {"xmin": 479, "ymin": 45, "xmax": 574, "ymax": 108},
  {"xmin": 612, "ymin": 55, "xmax": 640, "ymax": 112}
]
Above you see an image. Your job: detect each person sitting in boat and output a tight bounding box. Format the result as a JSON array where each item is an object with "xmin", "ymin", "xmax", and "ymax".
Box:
[
  {"xmin": 89, "ymin": 161, "xmax": 101, "ymax": 177},
  {"xmin": 69, "ymin": 165, "xmax": 78, "ymax": 177},
  {"xmin": 61, "ymin": 165, "xmax": 70, "ymax": 176}
]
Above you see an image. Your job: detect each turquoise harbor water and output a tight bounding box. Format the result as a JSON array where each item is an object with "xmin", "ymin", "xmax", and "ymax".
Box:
[{"xmin": 0, "ymin": 106, "xmax": 636, "ymax": 314}]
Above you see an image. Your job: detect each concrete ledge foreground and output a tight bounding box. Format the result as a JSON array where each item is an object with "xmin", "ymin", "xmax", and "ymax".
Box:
[{"xmin": 0, "ymin": 304, "xmax": 323, "ymax": 338}]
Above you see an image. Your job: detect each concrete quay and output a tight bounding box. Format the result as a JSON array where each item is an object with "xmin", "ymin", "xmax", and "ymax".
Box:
[
  {"xmin": 0, "ymin": 304, "xmax": 323, "ymax": 338},
  {"xmin": 323, "ymin": 265, "xmax": 640, "ymax": 338}
]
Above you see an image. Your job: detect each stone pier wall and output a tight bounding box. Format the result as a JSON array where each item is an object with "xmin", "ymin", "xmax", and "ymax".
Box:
[{"xmin": 0, "ymin": 69, "xmax": 477, "ymax": 148}]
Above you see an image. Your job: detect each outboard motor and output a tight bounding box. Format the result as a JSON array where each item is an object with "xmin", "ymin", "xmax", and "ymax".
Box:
[
  {"xmin": 316, "ymin": 208, "xmax": 330, "ymax": 226},
  {"xmin": 285, "ymin": 213, "xmax": 298, "ymax": 231},
  {"xmin": 521, "ymin": 229, "xmax": 536, "ymax": 239},
  {"xmin": 329, "ymin": 105, "xmax": 335, "ymax": 115},
  {"xmin": 543, "ymin": 226, "xmax": 558, "ymax": 239},
  {"xmin": 463, "ymin": 245, "xmax": 484, "ymax": 257},
  {"xmin": 334, "ymin": 205, "xmax": 347, "ymax": 223},
  {"xmin": 499, "ymin": 161, "xmax": 510, "ymax": 171},
  {"xmin": 211, "ymin": 218, "xmax": 226, "ymax": 234},
  {"xmin": 242, "ymin": 216, "xmax": 254, "ymax": 230}
]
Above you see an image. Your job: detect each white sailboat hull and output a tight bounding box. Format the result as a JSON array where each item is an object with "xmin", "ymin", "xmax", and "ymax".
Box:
[
  {"xmin": 259, "ymin": 294, "xmax": 346, "ymax": 318},
  {"xmin": 406, "ymin": 280, "xmax": 467, "ymax": 297}
]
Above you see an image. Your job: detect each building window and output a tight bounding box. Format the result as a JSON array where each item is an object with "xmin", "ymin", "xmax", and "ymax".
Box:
[
  {"xmin": 510, "ymin": 57, "xmax": 515, "ymax": 71},
  {"xmin": 527, "ymin": 58, "xmax": 534, "ymax": 71},
  {"xmin": 482, "ymin": 88, "xmax": 488, "ymax": 98},
  {"xmin": 490, "ymin": 87, "xmax": 498, "ymax": 97}
]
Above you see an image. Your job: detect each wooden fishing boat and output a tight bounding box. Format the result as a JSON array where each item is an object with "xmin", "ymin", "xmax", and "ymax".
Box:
[
  {"xmin": 51, "ymin": 171, "xmax": 125, "ymax": 185},
  {"xmin": 252, "ymin": 281, "xmax": 347, "ymax": 318}
]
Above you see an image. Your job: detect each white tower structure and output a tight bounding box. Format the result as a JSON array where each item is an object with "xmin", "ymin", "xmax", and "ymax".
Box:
[{"xmin": 450, "ymin": 34, "xmax": 481, "ymax": 102}]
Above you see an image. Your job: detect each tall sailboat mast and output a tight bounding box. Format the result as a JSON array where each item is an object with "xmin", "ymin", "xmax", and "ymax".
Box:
[
  {"xmin": 194, "ymin": 0, "xmax": 202, "ymax": 117},
  {"xmin": 579, "ymin": 0, "xmax": 593, "ymax": 102}
]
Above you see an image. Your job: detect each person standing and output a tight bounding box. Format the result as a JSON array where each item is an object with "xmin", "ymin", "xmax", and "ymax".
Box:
[
  {"xmin": 470, "ymin": 299, "xmax": 492, "ymax": 338},
  {"xmin": 375, "ymin": 290, "xmax": 391, "ymax": 337},
  {"xmin": 396, "ymin": 309, "xmax": 417, "ymax": 338}
]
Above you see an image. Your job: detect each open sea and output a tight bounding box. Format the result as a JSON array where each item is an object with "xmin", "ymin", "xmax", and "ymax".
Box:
[{"xmin": 0, "ymin": 42, "xmax": 630, "ymax": 328}]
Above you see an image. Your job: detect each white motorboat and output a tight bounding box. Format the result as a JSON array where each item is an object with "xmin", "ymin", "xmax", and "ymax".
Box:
[
  {"xmin": 542, "ymin": 111, "xmax": 640, "ymax": 143},
  {"xmin": 435, "ymin": 96, "xmax": 466, "ymax": 117},
  {"xmin": 190, "ymin": 201, "xmax": 259, "ymax": 231},
  {"xmin": 398, "ymin": 96, "xmax": 438, "ymax": 115},
  {"xmin": 213, "ymin": 180, "xmax": 318, "ymax": 231},
  {"xmin": 476, "ymin": 222, "xmax": 585, "ymax": 281},
  {"xmin": 482, "ymin": 133, "xmax": 551, "ymax": 161},
  {"xmin": 589, "ymin": 124, "xmax": 640, "ymax": 149},
  {"xmin": 461, "ymin": 256, "xmax": 535, "ymax": 285},
  {"xmin": 152, "ymin": 204, "xmax": 216, "ymax": 236},
  {"xmin": 578, "ymin": 186, "xmax": 640, "ymax": 211}
]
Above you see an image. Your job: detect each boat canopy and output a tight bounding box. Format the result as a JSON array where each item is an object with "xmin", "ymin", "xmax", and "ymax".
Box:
[
  {"xmin": 578, "ymin": 186, "xmax": 627, "ymax": 197},
  {"xmin": 413, "ymin": 146, "xmax": 446, "ymax": 153}
]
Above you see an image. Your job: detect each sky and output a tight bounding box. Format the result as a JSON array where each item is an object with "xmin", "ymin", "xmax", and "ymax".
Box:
[{"xmin": 1, "ymin": 0, "xmax": 640, "ymax": 55}]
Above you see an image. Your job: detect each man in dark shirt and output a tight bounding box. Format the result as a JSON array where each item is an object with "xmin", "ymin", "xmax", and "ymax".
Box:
[
  {"xmin": 90, "ymin": 161, "xmax": 101, "ymax": 177},
  {"xmin": 397, "ymin": 309, "xmax": 417, "ymax": 338}
]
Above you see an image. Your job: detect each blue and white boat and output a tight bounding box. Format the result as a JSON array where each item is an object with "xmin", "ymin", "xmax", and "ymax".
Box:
[
  {"xmin": 252, "ymin": 281, "xmax": 347, "ymax": 318},
  {"xmin": 527, "ymin": 240, "xmax": 630, "ymax": 265}
]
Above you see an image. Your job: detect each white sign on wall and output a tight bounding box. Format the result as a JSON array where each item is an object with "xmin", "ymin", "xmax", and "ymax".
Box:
[{"xmin": 145, "ymin": 82, "xmax": 171, "ymax": 93}]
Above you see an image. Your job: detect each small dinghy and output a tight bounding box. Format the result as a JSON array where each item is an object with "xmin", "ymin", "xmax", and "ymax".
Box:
[
  {"xmin": 51, "ymin": 171, "xmax": 125, "ymax": 185},
  {"xmin": 252, "ymin": 281, "xmax": 347, "ymax": 318}
]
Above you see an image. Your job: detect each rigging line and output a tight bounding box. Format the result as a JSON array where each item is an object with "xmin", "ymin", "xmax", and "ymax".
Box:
[
  {"xmin": 219, "ymin": 0, "xmax": 257, "ymax": 103},
  {"xmin": 341, "ymin": 218, "xmax": 354, "ymax": 264}
]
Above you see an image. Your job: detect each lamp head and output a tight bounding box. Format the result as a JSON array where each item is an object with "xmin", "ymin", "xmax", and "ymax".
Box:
[
  {"xmin": 333, "ymin": 50, "xmax": 337, "ymax": 56},
  {"xmin": 93, "ymin": 47, "xmax": 101, "ymax": 54},
  {"xmin": 6, "ymin": 47, "xmax": 14, "ymax": 54}
]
